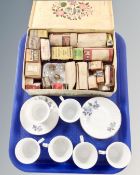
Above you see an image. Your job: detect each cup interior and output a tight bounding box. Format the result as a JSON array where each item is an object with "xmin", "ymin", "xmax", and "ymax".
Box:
[
  {"xmin": 106, "ymin": 142, "xmax": 131, "ymax": 169},
  {"xmin": 59, "ymin": 99, "xmax": 81, "ymax": 123},
  {"xmin": 48, "ymin": 136, "xmax": 73, "ymax": 162},
  {"xmin": 29, "ymin": 100, "xmax": 50, "ymax": 123},
  {"xmin": 73, "ymin": 142, "xmax": 98, "ymax": 169},
  {"xmin": 15, "ymin": 138, "xmax": 40, "ymax": 164}
]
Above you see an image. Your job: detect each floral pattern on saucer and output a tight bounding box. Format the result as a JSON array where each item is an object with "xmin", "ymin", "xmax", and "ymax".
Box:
[
  {"xmin": 20, "ymin": 96, "xmax": 59, "ymax": 135},
  {"xmin": 52, "ymin": 1, "xmax": 93, "ymax": 20},
  {"xmin": 82, "ymin": 100, "xmax": 100, "ymax": 117},
  {"xmin": 34, "ymin": 96, "xmax": 54, "ymax": 109},
  {"xmin": 107, "ymin": 122, "xmax": 116, "ymax": 132},
  {"xmin": 32, "ymin": 125, "xmax": 43, "ymax": 132},
  {"xmin": 80, "ymin": 97, "xmax": 122, "ymax": 139}
]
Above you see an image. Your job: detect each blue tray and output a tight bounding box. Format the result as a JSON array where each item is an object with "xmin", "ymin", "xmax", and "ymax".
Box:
[{"xmin": 9, "ymin": 33, "xmax": 131, "ymax": 174}]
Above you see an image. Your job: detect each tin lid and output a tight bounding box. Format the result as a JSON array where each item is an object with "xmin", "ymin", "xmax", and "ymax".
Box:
[{"xmin": 29, "ymin": 0, "xmax": 114, "ymax": 32}]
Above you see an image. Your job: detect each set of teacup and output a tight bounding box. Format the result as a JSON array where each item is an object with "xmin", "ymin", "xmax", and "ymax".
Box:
[
  {"xmin": 15, "ymin": 95, "xmax": 131, "ymax": 169},
  {"xmin": 15, "ymin": 135, "xmax": 131, "ymax": 169},
  {"xmin": 20, "ymin": 95, "xmax": 121, "ymax": 138}
]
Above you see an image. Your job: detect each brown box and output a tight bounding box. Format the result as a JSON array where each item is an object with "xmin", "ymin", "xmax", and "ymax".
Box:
[
  {"xmin": 88, "ymin": 61, "xmax": 103, "ymax": 71},
  {"xmin": 88, "ymin": 75, "xmax": 98, "ymax": 89},
  {"xmin": 49, "ymin": 33, "xmax": 77, "ymax": 47},
  {"xmin": 22, "ymin": 0, "xmax": 117, "ymax": 97},
  {"xmin": 27, "ymin": 36, "xmax": 40, "ymax": 50},
  {"xmin": 25, "ymin": 62, "xmax": 41, "ymax": 79},
  {"xmin": 30, "ymin": 29, "xmax": 48, "ymax": 38},
  {"xmin": 78, "ymin": 33, "xmax": 107, "ymax": 48},
  {"xmin": 96, "ymin": 71, "xmax": 105, "ymax": 84},
  {"xmin": 26, "ymin": 49, "xmax": 40, "ymax": 62},
  {"xmin": 25, "ymin": 78, "xmax": 34, "ymax": 85},
  {"xmin": 84, "ymin": 48, "xmax": 114, "ymax": 62}
]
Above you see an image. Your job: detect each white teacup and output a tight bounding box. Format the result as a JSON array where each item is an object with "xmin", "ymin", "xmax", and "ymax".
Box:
[
  {"xmin": 99, "ymin": 142, "xmax": 131, "ymax": 169},
  {"xmin": 59, "ymin": 96, "xmax": 82, "ymax": 123},
  {"xmin": 15, "ymin": 138, "xmax": 44, "ymax": 164},
  {"xmin": 43, "ymin": 136, "xmax": 73, "ymax": 163},
  {"xmin": 73, "ymin": 135, "xmax": 98, "ymax": 169},
  {"xmin": 28, "ymin": 100, "xmax": 50, "ymax": 124}
]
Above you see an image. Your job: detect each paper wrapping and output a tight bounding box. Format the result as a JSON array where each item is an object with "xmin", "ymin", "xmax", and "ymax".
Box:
[
  {"xmin": 25, "ymin": 62, "xmax": 41, "ymax": 78},
  {"xmin": 76, "ymin": 62, "xmax": 88, "ymax": 90},
  {"xmin": 51, "ymin": 47, "xmax": 73, "ymax": 60},
  {"xmin": 41, "ymin": 39, "xmax": 50, "ymax": 61},
  {"xmin": 78, "ymin": 33, "xmax": 107, "ymax": 48},
  {"xmin": 25, "ymin": 49, "xmax": 40, "ymax": 62},
  {"xmin": 84, "ymin": 48, "xmax": 114, "ymax": 62},
  {"xmin": 88, "ymin": 75, "xmax": 98, "ymax": 89},
  {"xmin": 27, "ymin": 36, "xmax": 40, "ymax": 49},
  {"xmin": 30, "ymin": 29, "xmax": 48, "ymax": 38},
  {"xmin": 95, "ymin": 70, "xmax": 105, "ymax": 83},
  {"xmin": 65, "ymin": 62, "xmax": 76, "ymax": 90},
  {"xmin": 88, "ymin": 61, "xmax": 103, "ymax": 71},
  {"xmin": 49, "ymin": 33, "xmax": 77, "ymax": 47},
  {"xmin": 105, "ymin": 65, "xmax": 115, "ymax": 86},
  {"xmin": 73, "ymin": 48, "xmax": 83, "ymax": 60}
]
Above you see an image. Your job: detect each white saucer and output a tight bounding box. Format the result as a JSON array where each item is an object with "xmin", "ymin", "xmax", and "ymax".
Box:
[
  {"xmin": 80, "ymin": 97, "xmax": 121, "ymax": 139},
  {"xmin": 20, "ymin": 96, "xmax": 59, "ymax": 135}
]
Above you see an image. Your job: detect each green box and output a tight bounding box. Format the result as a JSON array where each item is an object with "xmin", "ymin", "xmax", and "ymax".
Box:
[{"xmin": 73, "ymin": 48, "xmax": 83, "ymax": 60}]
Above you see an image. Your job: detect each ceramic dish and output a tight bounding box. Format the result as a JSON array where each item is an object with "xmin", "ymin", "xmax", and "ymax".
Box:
[
  {"xmin": 20, "ymin": 96, "xmax": 59, "ymax": 135},
  {"xmin": 80, "ymin": 97, "xmax": 121, "ymax": 139}
]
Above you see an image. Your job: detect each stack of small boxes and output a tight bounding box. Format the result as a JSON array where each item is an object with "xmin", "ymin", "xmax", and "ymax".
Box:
[
  {"xmin": 24, "ymin": 30, "xmax": 115, "ymax": 92},
  {"xmin": 25, "ymin": 30, "xmax": 48, "ymax": 89}
]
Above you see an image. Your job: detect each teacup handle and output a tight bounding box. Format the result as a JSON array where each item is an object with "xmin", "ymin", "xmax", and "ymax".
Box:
[
  {"xmin": 59, "ymin": 96, "xmax": 65, "ymax": 102},
  {"xmin": 42, "ymin": 143, "xmax": 49, "ymax": 148},
  {"xmin": 38, "ymin": 138, "xmax": 45, "ymax": 144},
  {"xmin": 80, "ymin": 135, "xmax": 84, "ymax": 143},
  {"xmin": 98, "ymin": 150, "xmax": 106, "ymax": 155}
]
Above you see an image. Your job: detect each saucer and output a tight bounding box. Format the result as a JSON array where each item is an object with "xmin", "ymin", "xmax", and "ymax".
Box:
[
  {"xmin": 20, "ymin": 96, "xmax": 59, "ymax": 135},
  {"xmin": 80, "ymin": 97, "xmax": 121, "ymax": 139}
]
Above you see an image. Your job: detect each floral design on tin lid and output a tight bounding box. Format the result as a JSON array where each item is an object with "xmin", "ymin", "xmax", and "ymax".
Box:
[{"xmin": 52, "ymin": 0, "xmax": 93, "ymax": 20}]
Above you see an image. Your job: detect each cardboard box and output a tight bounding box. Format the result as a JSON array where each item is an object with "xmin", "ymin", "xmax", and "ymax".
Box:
[
  {"xmin": 25, "ymin": 62, "xmax": 41, "ymax": 78},
  {"xmin": 22, "ymin": 0, "xmax": 117, "ymax": 97}
]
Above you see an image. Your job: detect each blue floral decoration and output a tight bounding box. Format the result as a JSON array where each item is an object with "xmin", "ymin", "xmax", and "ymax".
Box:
[
  {"xmin": 82, "ymin": 100, "xmax": 100, "ymax": 117},
  {"xmin": 107, "ymin": 122, "xmax": 116, "ymax": 132},
  {"xmin": 32, "ymin": 125, "xmax": 43, "ymax": 132}
]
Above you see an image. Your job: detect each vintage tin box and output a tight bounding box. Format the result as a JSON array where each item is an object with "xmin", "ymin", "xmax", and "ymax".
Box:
[{"xmin": 22, "ymin": 0, "xmax": 117, "ymax": 97}]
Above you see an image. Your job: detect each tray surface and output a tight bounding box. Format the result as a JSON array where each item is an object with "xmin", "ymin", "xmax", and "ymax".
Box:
[{"xmin": 9, "ymin": 33, "xmax": 131, "ymax": 174}]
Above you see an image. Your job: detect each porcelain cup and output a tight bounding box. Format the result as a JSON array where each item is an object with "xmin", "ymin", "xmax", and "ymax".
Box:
[
  {"xmin": 43, "ymin": 136, "xmax": 73, "ymax": 163},
  {"xmin": 15, "ymin": 138, "xmax": 44, "ymax": 164},
  {"xmin": 59, "ymin": 96, "xmax": 82, "ymax": 123},
  {"xmin": 72, "ymin": 135, "xmax": 98, "ymax": 169},
  {"xmin": 99, "ymin": 142, "xmax": 131, "ymax": 169},
  {"xmin": 28, "ymin": 99, "xmax": 50, "ymax": 124}
]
